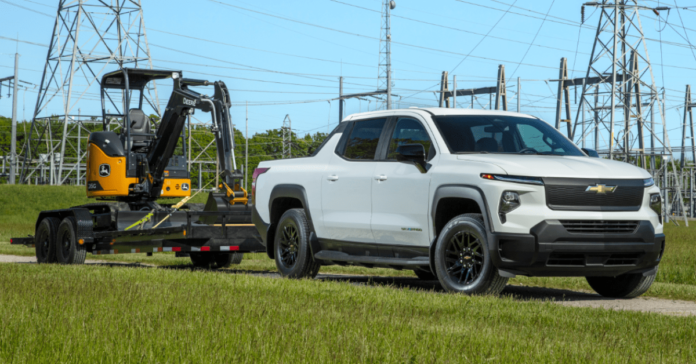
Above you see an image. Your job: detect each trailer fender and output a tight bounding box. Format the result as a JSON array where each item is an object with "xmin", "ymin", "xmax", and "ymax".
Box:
[{"xmin": 37, "ymin": 208, "xmax": 95, "ymax": 245}]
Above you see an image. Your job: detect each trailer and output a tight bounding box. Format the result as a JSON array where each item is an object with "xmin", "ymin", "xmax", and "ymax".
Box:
[
  {"xmin": 10, "ymin": 68, "xmax": 264, "ymax": 267},
  {"xmin": 11, "ymin": 203, "xmax": 264, "ymax": 267}
]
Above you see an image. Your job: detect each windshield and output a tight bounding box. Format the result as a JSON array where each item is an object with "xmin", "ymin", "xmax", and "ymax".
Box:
[{"xmin": 432, "ymin": 115, "xmax": 584, "ymax": 156}]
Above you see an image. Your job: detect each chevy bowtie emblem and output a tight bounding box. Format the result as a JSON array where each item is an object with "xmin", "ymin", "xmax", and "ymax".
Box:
[{"xmin": 585, "ymin": 184, "xmax": 617, "ymax": 194}]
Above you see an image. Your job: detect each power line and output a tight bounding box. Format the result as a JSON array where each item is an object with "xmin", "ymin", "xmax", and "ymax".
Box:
[
  {"xmin": 0, "ymin": 0, "xmax": 52, "ymax": 18},
  {"xmin": 329, "ymin": 0, "xmax": 588, "ymax": 55},
  {"xmin": 508, "ymin": 0, "xmax": 556, "ymax": 79}
]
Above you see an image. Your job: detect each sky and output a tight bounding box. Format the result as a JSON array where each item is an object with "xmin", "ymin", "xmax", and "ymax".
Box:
[{"xmin": 2, "ymin": 0, "xmax": 696, "ymax": 151}]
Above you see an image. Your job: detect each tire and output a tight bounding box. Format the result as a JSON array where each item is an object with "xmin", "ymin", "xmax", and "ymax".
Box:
[
  {"xmin": 586, "ymin": 269, "xmax": 657, "ymax": 298},
  {"xmin": 229, "ymin": 252, "xmax": 244, "ymax": 265},
  {"xmin": 190, "ymin": 253, "xmax": 214, "ymax": 268},
  {"xmin": 274, "ymin": 208, "xmax": 320, "ymax": 279},
  {"xmin": 55, "ymin": 216, "xmax": 87, "ymax": 265},
  {"xmin": 190, "ymin": 253, "xmax": 243, "ymax": 269},
  {"xmin": 35, "ymin": 217, "xmax": 60, "ymax": 264},
  {"xmin": 214, "ymin": 253, "xmax": 237, "ymax": 268},
  {"xmin": 433, "ymin": 213, "xmax": 508, "ymax": 295},
  {"xmin": 413, "ymin": 268, "xmax": 437, "ymax": 281}
]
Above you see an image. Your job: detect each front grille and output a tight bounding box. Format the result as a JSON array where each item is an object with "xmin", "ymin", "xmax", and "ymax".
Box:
[
  {"xmin": 544, "ymin": 178, "xmax": 644, "ymax": 211},
  {"xmin": 560, "ymin": 220, "xmax": 639, "ymax": 234},
  {"xmin": 547, "ymin": 253, "xmax": 641, "ymax": 266}
]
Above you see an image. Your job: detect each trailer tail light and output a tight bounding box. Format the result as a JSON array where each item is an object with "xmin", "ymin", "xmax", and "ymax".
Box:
[{"xmin": 251, "ymin": 167, "xmax": 270, "ymax": 204}]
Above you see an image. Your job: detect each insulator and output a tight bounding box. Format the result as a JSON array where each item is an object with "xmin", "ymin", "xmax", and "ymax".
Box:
[{"xmin": 581, "ymin": 6, "xmax": 585, "ymax": 23}]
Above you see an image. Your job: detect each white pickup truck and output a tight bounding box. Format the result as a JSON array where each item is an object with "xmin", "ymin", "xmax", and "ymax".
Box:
[{"xmin": 251, "ymin": 108, "xmax": 664, "ymax": 298}]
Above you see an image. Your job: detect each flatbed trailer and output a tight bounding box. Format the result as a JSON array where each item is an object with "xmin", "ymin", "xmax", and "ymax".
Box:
[{"xmin": 10, "ymin": 203, "xmax": 265, "ymax": 265}]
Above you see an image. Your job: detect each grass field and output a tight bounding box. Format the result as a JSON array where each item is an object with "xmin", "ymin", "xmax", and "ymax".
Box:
[
  {"xmin": 1, "ymin": 184, "xmax": 696, "ymax": 301},
  {"xmin": 1, "ymin": 263, "xmax": 695, "ymax": 363}
]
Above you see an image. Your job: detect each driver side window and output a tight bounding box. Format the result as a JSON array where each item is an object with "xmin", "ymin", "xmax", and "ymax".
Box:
[
  {"xmin": 517, "ymin": 124, "xmax": 555, "ymax": 153},
  {"xmin": 386, "ymin": 118, "xmax": 435, "ymax": 160}
]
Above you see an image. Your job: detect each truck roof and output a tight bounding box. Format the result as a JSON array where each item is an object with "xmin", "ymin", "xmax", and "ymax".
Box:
[{"xmin": 341, "ymin": 107, "xmax": 536, "ymax": 123}]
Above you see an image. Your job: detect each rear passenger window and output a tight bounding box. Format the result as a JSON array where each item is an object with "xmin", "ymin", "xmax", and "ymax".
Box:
[{"xmin": 342, "ymin": 118, "xmax": 386, "ymax": 160}]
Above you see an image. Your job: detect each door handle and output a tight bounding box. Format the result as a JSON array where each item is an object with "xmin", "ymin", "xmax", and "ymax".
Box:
[
  {"xmin": 327, "ymin": 174, "xmax": 339, "ymax": 181},
  {"xmin": 374, "ymin": 174, "xmax": 388, "ymax": 181}
]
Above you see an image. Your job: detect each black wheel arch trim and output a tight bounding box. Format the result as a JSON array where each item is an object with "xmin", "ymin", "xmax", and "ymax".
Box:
[
  {"xmin": 266, "ymin": 184, "xmax": 318, "ymax": 259},
  {"xmin": 429, "ymin": 185, "xmax": 494, "ymax": 275},
  {"xmin": 431, "ymin": 184, "xmax": 494, "ymax": 237}
]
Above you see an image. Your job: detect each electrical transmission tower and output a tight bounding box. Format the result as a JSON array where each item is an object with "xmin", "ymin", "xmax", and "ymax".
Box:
[
  {"xmin": 282, "ymin": 114, "xmax": 292, "ymax": 159},
  {"xmin": 567, "ymin": 0, "xmax": 687, "ymax": 224},
  {"xmin": 19, "ymin": 0, "xmax": 158, "ymax": 186},
  {"xmin": 377, "ymin": 0, "xmax": 395, "ymax": 110}
]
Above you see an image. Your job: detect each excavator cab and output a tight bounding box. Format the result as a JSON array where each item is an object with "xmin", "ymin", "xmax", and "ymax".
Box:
[{"xmin": 87, "ymin": 69, "xmax": 191, "ymax": 205}]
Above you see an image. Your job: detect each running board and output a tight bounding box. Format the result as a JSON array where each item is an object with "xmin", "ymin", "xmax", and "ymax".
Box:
[{"xmin": 313, "ymin": 250, "xmax": 429, "ymax": 268}]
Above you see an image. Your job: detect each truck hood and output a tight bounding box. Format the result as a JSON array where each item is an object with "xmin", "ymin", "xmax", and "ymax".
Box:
[{"xmin": 456, "ymin": 154, "xmax": 651, "ymax": 179}]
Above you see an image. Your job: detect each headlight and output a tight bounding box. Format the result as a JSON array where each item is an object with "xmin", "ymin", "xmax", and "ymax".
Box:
[
  {"xmin": 650, "ymin": 193, "xmax": 662, "ymax": 224},
  {"xmin": 644, "ymin": 178, "xmax": 655, "ymax": 187},
  {"xmin": 481, "ymin": 173, "xmax": 543, "ymax": 185},
  {"xmin": 499, "ymin": 191, "xmax": 520, "ymax": 223}
]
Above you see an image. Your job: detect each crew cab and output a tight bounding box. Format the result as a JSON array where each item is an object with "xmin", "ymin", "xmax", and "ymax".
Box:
[{"xmin": 251, "ymin": 108, "xmax": 664, "ymax": 297}]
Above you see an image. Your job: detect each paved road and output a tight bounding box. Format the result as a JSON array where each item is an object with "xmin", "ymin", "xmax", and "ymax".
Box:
[{"xmin": 2, "ymin": 254, "xmax": 695, "ymax": 316}]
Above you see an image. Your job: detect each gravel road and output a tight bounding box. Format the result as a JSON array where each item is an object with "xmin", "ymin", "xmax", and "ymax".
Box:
[{"xmin": 2, "ymin": 254, "xmax": 694, "ymax": 316}]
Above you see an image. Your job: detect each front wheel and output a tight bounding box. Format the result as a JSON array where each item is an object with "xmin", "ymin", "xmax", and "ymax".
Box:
[
  {"xmin": 433, "ymin": 214, "xmax": 508, "ymax": 295},
  {"xmin": 586, "ymin": 270, "xmax": 657, "ymax": 298},
  {"xmin": 274, "ymin": 208, "xmax": 320, "ymax": 279}
]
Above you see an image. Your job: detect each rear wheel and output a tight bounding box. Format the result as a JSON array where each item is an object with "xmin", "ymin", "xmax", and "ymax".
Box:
[
  {"xmin": 229, "ymin": 252, "xmax": 244, "ymax": 265},
  {"xmin": 190, "ymin": 252, "xmax": 243, "ymax": 269},
  {"xmin": 274, "ymin": 208, "xmax": 320, "ymax": 279},
  {"xmin": 413, "ymin": 268, "xmax": 437, "ymax": 281},
  {"xmin": 55, "ymin": 217, "xmax": 86, "ymax": 265},
  {"xmin": 434, "ymin": 214, "xmax": 508, "ymax": 295},
  {"xmin": 586, "ymin": 270, "xmax": 657, "ymax": 298},
  {"xmin": 35, "ymin": 217, "xmax": 60, "ymax": 264},
  {"xmin": 190, "ymin": 253, "xmax": 214, "ymax": 268}
]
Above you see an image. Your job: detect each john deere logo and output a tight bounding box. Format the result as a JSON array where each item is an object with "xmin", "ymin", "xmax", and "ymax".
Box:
[
  {"xmin": 585, "ymin": 184, "xmax": 617, "ymax": 194},
  {"xmin": 98, "ymin": 164, "xmax": 110, "ymax": 177}
]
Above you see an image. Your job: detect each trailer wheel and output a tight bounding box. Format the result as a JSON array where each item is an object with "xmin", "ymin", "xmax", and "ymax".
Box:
[
  {"xmin": 229, "ymin": 253, "xmax": 244, "ymax": 265},
  {"xmin": 274, "ymin": 208, "xmax": 320, "ymax": 279},
  {"xmin": 55, "ymin": 216, "xmax": 87, "ymax": 265},
  {"xmin": 214, "ymin": 253, "xmax": 236, "ymax": 268},
  {"xmin": 35, "ymin": 217, "xmax": 60, "ymax": 264},
  {"xmin": 190, "ymin": 253, "xmax": 214, "ymax": 268}
]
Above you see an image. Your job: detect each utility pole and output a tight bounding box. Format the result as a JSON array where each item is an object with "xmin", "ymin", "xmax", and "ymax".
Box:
[
  {"xmin": 379, "ymin": 0, "xmax": 395, "ymax": 110},
  {"xmin": 282, "ymin": 114, "xmax": 292, "ymax": 159},
  {"xmin": 517, "ymin": 77, "xmax": 521, "ymax": 113},
  {"xmin": 452, "ymin": 75, "xmax": 457, "ymax": 108},
  {"xmin": 9, "ymin": 53, "xmax": 19, "ymax": 184},
  {"xmin": 245, "ymin": 101, "xmax": 249, "ymax": 191},
  {"xmin": 339, "ymin": 77, "xmax": 343, "ymax": 122}
]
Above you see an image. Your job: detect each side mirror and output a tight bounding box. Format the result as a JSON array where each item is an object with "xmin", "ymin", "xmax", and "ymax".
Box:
[
  {"xmin": 396, "ymin": 144, "xmax": 427, "ymax": 172},
  {"xmin": 581, "ymin": 148, "xmax": 599, "ymax": 158}
]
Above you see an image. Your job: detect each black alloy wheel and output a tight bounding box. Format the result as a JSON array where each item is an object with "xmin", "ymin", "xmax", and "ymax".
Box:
[
  {"xmin": 444, "ymin": 230, "xmax": 484, "ymax": 286},
  {"xmin": 434, "ymin": 214, "xmax": 508, "ymax": 295},
  {"xmin": 273, "ymin": 208, "xmax": 320, "ymax": 279},
  {"xmin": 278, "ymin": 221, "xmax": 300, "ymax": 269}
]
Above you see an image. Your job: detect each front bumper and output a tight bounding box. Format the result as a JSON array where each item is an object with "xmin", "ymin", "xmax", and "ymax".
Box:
[{"xmin": 489, "ymin": 220, "xmax": 664, "ymax": 277}]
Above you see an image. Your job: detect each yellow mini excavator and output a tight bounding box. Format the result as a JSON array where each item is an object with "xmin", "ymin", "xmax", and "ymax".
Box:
[{"xmin": 87, "ymin": 68, "xmax": 247, "ymax": 216}]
